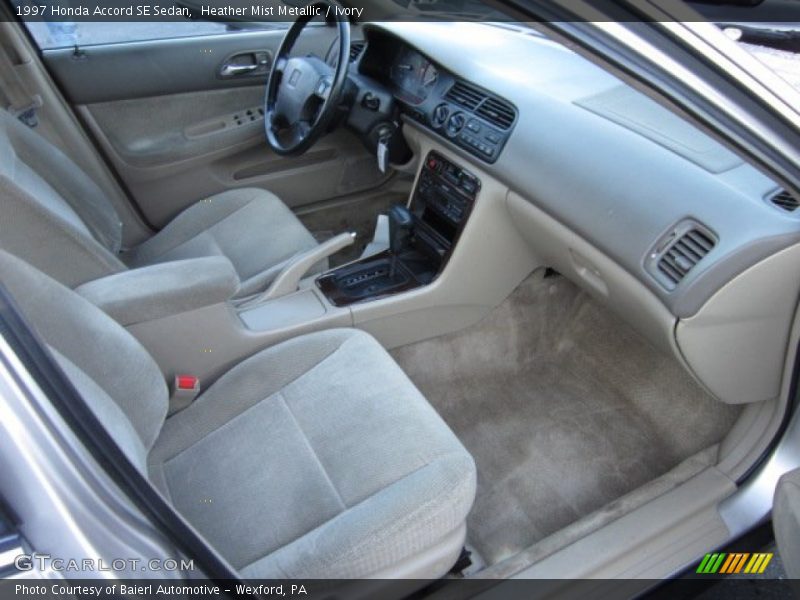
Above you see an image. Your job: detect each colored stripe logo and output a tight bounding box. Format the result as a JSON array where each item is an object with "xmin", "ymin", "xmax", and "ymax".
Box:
[{"xmin": 696, "ymin": 552, "xmax": 773, "ymax": 574}]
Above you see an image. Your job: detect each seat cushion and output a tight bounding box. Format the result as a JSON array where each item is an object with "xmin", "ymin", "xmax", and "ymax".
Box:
[
  {"xmin": 148, "ymin": 329, "xmax": 476, "ymax": 579},
  {"xmin": 126, "ymin": 188, "xmax": 321, "ymax": 296}
]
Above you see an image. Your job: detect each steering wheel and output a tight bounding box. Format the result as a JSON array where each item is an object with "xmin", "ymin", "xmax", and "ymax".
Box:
[{"xmin": 264, "ymin": 0, "xmax": 350, "ymax": 156}]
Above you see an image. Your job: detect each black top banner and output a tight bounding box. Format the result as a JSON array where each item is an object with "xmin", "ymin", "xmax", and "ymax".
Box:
[{"xmin": 7, "ymin": 0, "xmax": 800, "ymax": 23}]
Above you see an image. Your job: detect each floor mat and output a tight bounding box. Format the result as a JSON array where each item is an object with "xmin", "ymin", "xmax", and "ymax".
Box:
[
  {"xmin": 391, "ymin": 271, "xmax": 742, "ymax": 566},
  {"xmin": 297, "ymin": 191, "xmax": 407, "ymax": 267}
]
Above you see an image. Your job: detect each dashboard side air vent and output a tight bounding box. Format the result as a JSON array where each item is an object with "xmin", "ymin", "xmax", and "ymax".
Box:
[
  {"xmin": 445, "ymin": 81, "xmax": 486, "ymax": 110},
  {"xmin": 770, "ymin": 189, "xmax": 799, "ymax": 212},
  {"xmin": 476, "ymin": 96, "xmax": 516, "ymax": 129},
  {"xmin": 647, "ymin": 221, "xmax": 716, "ymax": 291},
  {"xmin": 350, "ymin": 41, "xmax": 365, "ymax": 62}
]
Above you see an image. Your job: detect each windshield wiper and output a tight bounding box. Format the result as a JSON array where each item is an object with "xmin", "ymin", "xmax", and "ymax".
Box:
[{"xmin": 720, "ymin": 22, "xmax": 800, "ymax": 51}]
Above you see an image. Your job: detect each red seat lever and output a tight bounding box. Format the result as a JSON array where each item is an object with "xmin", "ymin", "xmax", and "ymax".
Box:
[{"xmin": 176, "ymin": 374, "xmax": 199, "ymax": 390}]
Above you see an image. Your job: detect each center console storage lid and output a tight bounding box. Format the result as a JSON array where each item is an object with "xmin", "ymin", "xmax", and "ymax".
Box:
[{"xmin": 76, "ymin": 257, "xmax": 240, "ymax": 326}]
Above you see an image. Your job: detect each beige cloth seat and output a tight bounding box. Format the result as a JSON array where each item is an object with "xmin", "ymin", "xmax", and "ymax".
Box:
[
  {"xmin": 0, "ymin": 110, "xmax": 320, "ymax": 296},
  {"xmin": 0, "ymin": 249, "xmax": 477, "ymax": 579}
]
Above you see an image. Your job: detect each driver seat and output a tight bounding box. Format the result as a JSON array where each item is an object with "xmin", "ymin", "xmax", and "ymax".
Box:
[{"xmin": 0, "ymin": 109, "xmax": 322, "ymax": 297}]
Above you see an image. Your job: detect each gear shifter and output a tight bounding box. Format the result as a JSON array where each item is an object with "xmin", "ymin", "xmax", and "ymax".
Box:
[{"xmin": 388, "ymin": 204, "xmax": 413, "ymax": 277}]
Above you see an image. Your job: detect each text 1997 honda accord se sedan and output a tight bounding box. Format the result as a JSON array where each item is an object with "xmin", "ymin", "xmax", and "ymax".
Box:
[{"xmin": 0, "ymin": 0, "xmax": 799, "ymax": 597}]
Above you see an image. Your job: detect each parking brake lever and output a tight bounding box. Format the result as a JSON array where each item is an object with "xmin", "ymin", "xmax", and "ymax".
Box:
[{"xmin": 239, "ymin": 232, "xmax": 356, "ymax": 306}]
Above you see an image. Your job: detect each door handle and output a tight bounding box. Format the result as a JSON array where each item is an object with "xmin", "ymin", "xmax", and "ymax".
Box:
[
  {"xmin": 221, "ymin": 63, "xmax": 259, "ymax": 77},
  {"xmin": 219, "ymin": 51, "xmax": 271, "ymax": 78}
]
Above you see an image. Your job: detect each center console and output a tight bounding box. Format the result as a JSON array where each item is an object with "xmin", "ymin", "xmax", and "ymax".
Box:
[
  {"xmin": 317, "ymin": 151, "xmax": 480, "ymax": 306},
  {"xmin": 119, "ymin": 148, "xmax": 502, "ymax": 397}
]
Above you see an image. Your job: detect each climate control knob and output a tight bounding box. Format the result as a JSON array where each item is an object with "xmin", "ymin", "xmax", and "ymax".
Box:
[
  {"xmin": 431, "ymin": 103, "xmax": 450, "ymax": 129},
  {"xmin": 446, "ymin": 112, "xmax": 466, "ymax": 137}
]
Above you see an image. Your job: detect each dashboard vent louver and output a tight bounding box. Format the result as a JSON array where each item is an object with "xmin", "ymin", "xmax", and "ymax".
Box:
[
  {"xmin": 445, "ymin": 81, "xmax": 516, "ymax": 131},
  {"xmin": 657, "ymin": 229, "xmax": 716, "ymax": 287},
  {"xmin": 770, "ymin": 189, "xmax": 799, "ymax": 212},
  {"xmin": 445, "ymin": 81, "xmax": 486, "ymax": 110},
  {"xmin": 476, "ymin": 97, "xmax": 515, "ymax": 129},
  {"xmin": 349, "ymin": 42, "xmax": 365, "ymax": 62}
]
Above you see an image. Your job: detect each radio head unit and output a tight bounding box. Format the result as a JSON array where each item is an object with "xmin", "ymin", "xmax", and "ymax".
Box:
[{"xmin": 413, "ymin": 151, "xmax": 479, "ymax": 251}]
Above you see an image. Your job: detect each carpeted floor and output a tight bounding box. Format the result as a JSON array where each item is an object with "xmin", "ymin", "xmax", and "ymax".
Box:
[{"xmin": 391, "ymin": 270, "xmax": 742, "ymax": 567}]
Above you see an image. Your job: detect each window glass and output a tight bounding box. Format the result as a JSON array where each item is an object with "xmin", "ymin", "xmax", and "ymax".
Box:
[
  {"xmin": 720, "ymin": 24, "xmax": 800, "ymax": 92},
  {"xmin": 17, "ymin": 13, "xmax": 289, "ymax": 50}
]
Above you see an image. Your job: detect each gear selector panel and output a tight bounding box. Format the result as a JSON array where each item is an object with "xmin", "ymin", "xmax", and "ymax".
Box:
[{"xmin": 317, "ymin": 151, "xmax": 480, "ymax": 306}]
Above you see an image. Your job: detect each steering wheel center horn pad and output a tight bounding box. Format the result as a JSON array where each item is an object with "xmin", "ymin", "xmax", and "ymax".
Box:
[{"xmin": 265, "ymin": 0, "xmax": 350, "ymax": 156}]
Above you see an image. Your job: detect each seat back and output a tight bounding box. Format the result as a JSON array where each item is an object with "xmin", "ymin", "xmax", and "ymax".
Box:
[
  {"xmin": 0, "ymin": 250, "xmax": 167, "ymax": 472},
  {"xmin": 0, "ymin": 111, "xmax": 126, "ymax": 287}
]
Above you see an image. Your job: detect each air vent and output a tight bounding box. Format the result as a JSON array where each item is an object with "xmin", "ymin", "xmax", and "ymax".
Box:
[
  {"xmin": 476, "ymin": 97, "xmax": 515, "ymax": 129},
  {"xmin": 445, "ymin": 81, "xmax": 486, "ymax": 110},
  {"xmin": 656, "ymin": 229, "xmax": 716, "ymax": 288},
  {"xmin": 349, "ymin": 42, "xmax": 365, "ymax": 62},
  {"xmin": 770, "ymin": 189, "xmax": 799, "ymax": 212}
]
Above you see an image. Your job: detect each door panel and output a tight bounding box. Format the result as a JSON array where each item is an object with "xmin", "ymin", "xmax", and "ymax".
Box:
[
  {"xmin": 78, "ymin": 90, "xmax": 383, "ymax": 226},
  {"xmin": 40, "ymin": 25, "xmax": 387, "ymax": 228},
  {"xmin": 82, "ymin": 86, "xmax": 266, "ymax": 169},
  {"xmin": 42, "ymin": 27, "xmax": 331, "ymax": 103}
]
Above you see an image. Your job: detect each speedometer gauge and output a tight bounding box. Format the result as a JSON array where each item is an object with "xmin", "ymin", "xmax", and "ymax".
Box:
[{"xmin": 391, "ymin": 47, "xmax": 439, "ymax": 103}]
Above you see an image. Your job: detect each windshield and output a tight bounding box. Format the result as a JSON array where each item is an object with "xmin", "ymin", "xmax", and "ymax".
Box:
[{"xmin": 720, "ymin": 23, "xmax": 800, "ymax": 92}]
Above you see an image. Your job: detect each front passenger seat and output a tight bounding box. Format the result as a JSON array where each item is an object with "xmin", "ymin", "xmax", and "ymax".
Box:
[
  {"xmin": 0, "ymin": 110, "xmax": 321, "ymax": 297},
  {"xmin": 0, "ymin": 250, "xmax": 477, "ymax": 579}
]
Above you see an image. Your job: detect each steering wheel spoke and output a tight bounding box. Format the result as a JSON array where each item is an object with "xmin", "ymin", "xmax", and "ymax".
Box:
[
  {"xmin": 273, "ymin": 56, "xmax": 288, "ymax": 74},
  {"xmin": 263, "ymin": 0, "xmax": 350, "ymax": 157},
  {"xmin": 313, "ymin": 76, "xmax": 334, "ymax": 101}
]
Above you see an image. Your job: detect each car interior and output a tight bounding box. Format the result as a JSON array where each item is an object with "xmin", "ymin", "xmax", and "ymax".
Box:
[{"xmin": 1, "ymin": 1, "xmax": 800, "ymax": 586}]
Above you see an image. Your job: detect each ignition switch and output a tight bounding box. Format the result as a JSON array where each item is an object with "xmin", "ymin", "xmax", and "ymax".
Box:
[{"xmin": 361, "ymin": 92, "xmax": 380, "ymax": 111}]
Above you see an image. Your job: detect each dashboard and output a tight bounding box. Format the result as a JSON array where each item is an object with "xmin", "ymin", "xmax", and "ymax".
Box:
[
  {"xmin": 356, "ymin": 30, "xmax": 517, "ymax": 164},
  {"xmin": 345, "ymin": 22, "xmax": 800, "ymax": 406},
  {"xmin": 352, "ymin": 22, "xmax": 799, "ymax": 316}
]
